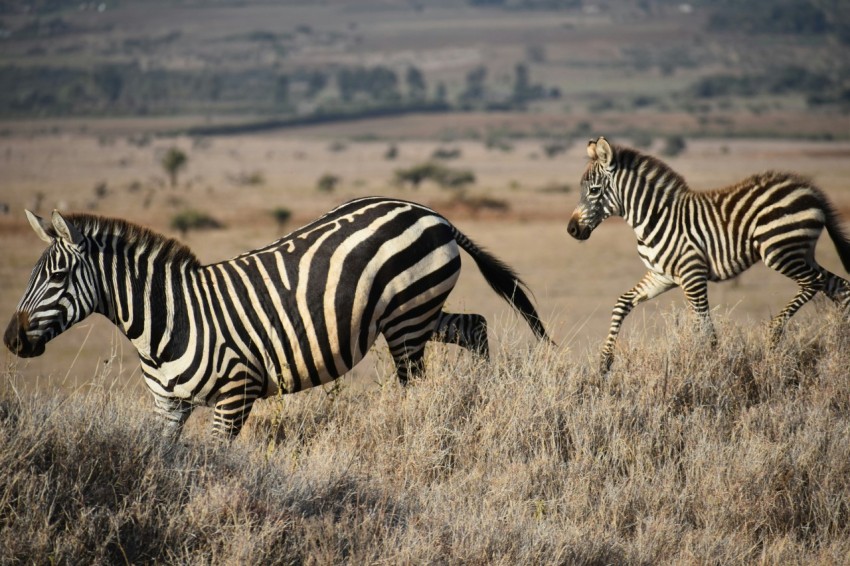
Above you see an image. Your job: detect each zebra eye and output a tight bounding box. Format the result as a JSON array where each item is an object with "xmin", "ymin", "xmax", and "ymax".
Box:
[
  {"xmin": 49, "ymin": 271, "xmax": 66, "ymax": 284},
  {"xmin": 588, "ymin": 185, "xmax": 602, "ymax": 197}
]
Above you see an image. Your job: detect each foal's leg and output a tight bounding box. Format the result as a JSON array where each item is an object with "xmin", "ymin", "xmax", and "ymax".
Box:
[
  {"xmin": 821, "ymin": 270, "xmax": 850, "ymax": 315},
  {"xmin": 679, "ymin": 267, "xmax": 718, "ymax": 346},
  {"xmin": 763, "ymin": 257, "xmax": 825, "ymax": 342},
  {"xmin": 602, "ymin": 271, "xmax": 676, "ymax": 373}
]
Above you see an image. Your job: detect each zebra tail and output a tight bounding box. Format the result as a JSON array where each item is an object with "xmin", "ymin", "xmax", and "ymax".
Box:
[
  {"xmin": 824, "ymin": 201, "xmax": 850, "ymax": 274},
  {"xmin": 450, "ymin": 226, "xmax": 552, "ymax": 343}
]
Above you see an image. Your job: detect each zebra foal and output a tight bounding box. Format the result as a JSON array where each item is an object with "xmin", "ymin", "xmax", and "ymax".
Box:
[
  {"xmin": 568, "ymin": 136, "xmax": 850, "ymax": 373},
  {"xmin": 4, "ymin": 197, "xmax": 549, "ymax": 440}
]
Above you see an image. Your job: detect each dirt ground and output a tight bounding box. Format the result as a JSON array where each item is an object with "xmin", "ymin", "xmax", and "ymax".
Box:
[{"xmin": 2, "ymin": 127, "xmax": 850, "ymax": 395}]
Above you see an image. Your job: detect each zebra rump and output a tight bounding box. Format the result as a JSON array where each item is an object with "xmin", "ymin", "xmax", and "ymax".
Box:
[{"xmin": 4, "ymin": 197, "xmax": 549, "ymax": 439}]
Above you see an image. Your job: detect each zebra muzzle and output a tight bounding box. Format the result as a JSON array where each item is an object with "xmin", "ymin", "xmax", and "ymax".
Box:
[
  {"xmin": 567, "ymin": 217, "xmax": 592, "ymax": 240},
  {"xmin": 3, "ymin": 311, "xmax": 46, "ymax": 358}
]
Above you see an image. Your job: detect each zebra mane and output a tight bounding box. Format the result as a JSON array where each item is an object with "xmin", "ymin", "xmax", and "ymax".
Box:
[
  {"xmin": 63, "ymin": 213, "xmax": 201, "ymax": 268},
  {"xmin": 615, "ymin": 145, "xmax": 689, "ymax": 193}
]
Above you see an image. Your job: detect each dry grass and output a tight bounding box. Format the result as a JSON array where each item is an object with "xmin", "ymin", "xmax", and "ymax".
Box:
[{"xmin": 2, "ymin": 310, "xmax": 849, "ymax": 564}]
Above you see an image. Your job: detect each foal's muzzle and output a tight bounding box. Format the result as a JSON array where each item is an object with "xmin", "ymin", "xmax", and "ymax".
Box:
[{"xmin": 567, "ymin": 217, "xmax": 592, "ymax": 240}]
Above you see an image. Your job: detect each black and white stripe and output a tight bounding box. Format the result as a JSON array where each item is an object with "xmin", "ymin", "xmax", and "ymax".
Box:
[
  {"xmin": 568, "ymin": 137, "xmax": 850, "ymax": 373},
  {"xmin": 5, "ymin": 197, "xmax": 549, "ymax": 438}
]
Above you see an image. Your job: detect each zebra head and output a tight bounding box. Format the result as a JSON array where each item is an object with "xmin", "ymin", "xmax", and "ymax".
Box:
[
  {"xmin": 4, "ymin": 211, "xmax": 98, "ymax": 358},
  {"xmin": 567, "ymin": 136, "xmax": 619, "ymax": 240}
]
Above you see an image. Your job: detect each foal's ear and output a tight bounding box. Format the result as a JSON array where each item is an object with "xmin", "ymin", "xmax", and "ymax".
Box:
[
  {"xmin": 51, "ymin": 210, "xmax": 84, "ymax": 246},
  {"xmin": 596, "ymin": 136, "xmax": 613, "ymax": 168},
  {"xmin": 26, "ymin": 210, "xmax": 54, "ymax": 244},
  {"xmin": 586, "ymin": 139, "xmax": 597, "ymax": 160}
]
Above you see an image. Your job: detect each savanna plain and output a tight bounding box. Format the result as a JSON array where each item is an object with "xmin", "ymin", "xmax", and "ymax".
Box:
[
  {"xmin": 3, "ymin": 1, "xmax": 850, "ymax": 563},
  {"xmin": 3, "ymin": 129, "xmax": 850, "ymax": 564}
]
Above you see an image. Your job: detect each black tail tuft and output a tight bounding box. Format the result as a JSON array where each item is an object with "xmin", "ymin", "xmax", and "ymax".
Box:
[{"xmin": 451, "ymin": 226, "xmax": 552, "ymax": 343}]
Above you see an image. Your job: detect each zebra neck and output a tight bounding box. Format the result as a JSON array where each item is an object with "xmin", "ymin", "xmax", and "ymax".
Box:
[
  {"xmin": 97, "ymin": 248, "xmax": 198, "ymax": 367},
  {"xmin": 619, "ymin": 174, "xmax": 684, "ymax": 241}
]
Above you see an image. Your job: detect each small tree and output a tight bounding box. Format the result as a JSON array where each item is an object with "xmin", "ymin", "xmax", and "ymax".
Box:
[
  {"xmin": 662, "ymin": 135, "xmax": 687, "ymax": 157},
  {"xmin": 317, "ymin": 173, "xmax": 340, "ymax": 193},
  {"xmin": 161, "ymin": 147, "xmax": 188, "ymax": 188},
  {"xmin": 406, "ymin": 66, "xmax": 427, "ymax": 101},
  {"xmin": 394, "ymin": 162, "xmax": 442, "ymax": 190},
  {"xmin": 270, "ymin": 207, "xmax": 292, "ymax": 230},
  {"xmin": 434, "ymin": 167, "xmax": 475, "ymax": 191},
  {"xmin": 170, "ymin": 209, "xmax": 223, "ymax": 238}
]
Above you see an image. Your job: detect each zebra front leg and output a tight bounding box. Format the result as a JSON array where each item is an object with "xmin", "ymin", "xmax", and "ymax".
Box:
[
  {"xmin": 432, "ymin": 311, "xmax": 489, "ymax": 360},
  {"xmin": 152, "ymin": 393, "xmax": 194, "ymax": 442},
  {"xmin": 602, "ymin": 271, "xmax": 675, "ymax": 374},
  {"xmin": 680, "ymin": 271, "xmax": 717, "ymax": 348}
]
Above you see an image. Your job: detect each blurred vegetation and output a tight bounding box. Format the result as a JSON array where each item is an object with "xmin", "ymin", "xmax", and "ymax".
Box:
[
  {"xmin": 160, "ymin": 147, "xmax": 188, "ymax": 188},
  {"xmin": 316, "ymin": 173, "xmax": 340, "ymax": 193},
  {"xmin": 661, "ymin": 135, "xmax": 687, "ymax": 157},
  {"xmin": 170, "ymin": 209, "xmax": 223, "ymax": 237},
  {"xmin": 0, "ymin": 0, "xmax": 847, "ymax": 138},
  {"xmin": 394, "ymin": 162, "xmax": 476, "ymax": 191},
  {"xmin": 270, "ymin": 207, "xmax": 292, "ymax": 230}
]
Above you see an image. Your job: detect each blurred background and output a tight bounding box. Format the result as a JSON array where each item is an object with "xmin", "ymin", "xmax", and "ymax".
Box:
[{"xmin": 2, "ymin": 0, "xmax": 849, "ymax": 392}]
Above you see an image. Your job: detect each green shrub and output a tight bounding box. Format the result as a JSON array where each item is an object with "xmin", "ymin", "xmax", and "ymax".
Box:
[
  {"xmin": 270, "ymin": 207, "xmax": 292, "ymax": 229},
  {"xmin": 317, "ymin": 173, "xmax": 340, "ymax": 193},
  {"xmin": 170, "ymin": 209, "xmax": 223, "ymax": 237}
]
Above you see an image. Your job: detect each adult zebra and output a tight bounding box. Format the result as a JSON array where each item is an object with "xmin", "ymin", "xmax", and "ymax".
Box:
[
  {"xmin": 5, "ymin": 197, "xmax": 549, "ymax": 439},
  {"xmin": 568, "ymin": 137, "xmax": 850, "ymax": 373}
]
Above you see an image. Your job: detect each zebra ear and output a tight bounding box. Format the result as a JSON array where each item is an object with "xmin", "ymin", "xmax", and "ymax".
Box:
[
  {"xmin": 586, "ymin": 140, "xmax": 597, "ymax": 160},
  {"xmin": 26, "ymin": 209, "xmax": 54, "ymax": 244},
  {"xmin": 596, "ymin": 136, "xmax": 613, "ymax": 167},
  {"xmin": 51, "ymin": 210, "xmax": 84, "ymax": 246}
]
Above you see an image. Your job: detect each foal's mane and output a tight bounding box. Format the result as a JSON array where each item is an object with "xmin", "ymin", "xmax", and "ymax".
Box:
[
  {"xmin": 614, "ymin": 144, "xmax": 690, "ymax": 193},
  {"xmin": 64, "ymin": 213, "xmax": 200, "ymax": 268}
]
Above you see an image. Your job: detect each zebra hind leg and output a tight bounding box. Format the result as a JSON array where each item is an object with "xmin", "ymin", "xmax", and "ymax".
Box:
[
  {"xmin": 821, "ymin": 270, "xmax": 850, "ymax": 317},
  {"xmin": 431, "ymin": 311, "xmax": 489, "ymax": 360},
  {"xmin": 766, "ymin": 262, "xmax": 825, "ymax": 343},
  {"xmin": 391, "ymin": 347, "xmax": 426, "ymax": 386}
]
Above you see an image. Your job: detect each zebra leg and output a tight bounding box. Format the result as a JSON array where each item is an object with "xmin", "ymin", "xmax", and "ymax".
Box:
[
  {"xmin": 602, "ymin": 271, "xmax": 676, "ymax": 373},
  {"xmin": 766, "ymin": 262, "xmax": 825, "ymax": 342},
  {"xmin": 152, "ymin": 393, "xmax": 193, "ymax": 441},
  {"xmin": 431, "ymin": 310, "xmax": 489, "ymax": 360},
  {"xmin": 821, "ymin": 270, "xmax": 850, "ymax": 316},
  {"xmin": 213, "ymin": 386, "xmax": 261, "ymax": 440},
  {"xmin": 391, "ymin": 347, "xmax": 426, "ymax": 386},
  {"xmin": 383, "ymin": 310, "xmax": 439, "ymax": 385},
  {"xmin": 679, "ymin": 271, "xmax": 717, "ymax": 347}
]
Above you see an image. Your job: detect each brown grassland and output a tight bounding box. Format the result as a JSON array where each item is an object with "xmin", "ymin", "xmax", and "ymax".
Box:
[
  {"xmin": 2, "ymin": 126, "xmax": 850, "ymax": 563},
  {"xmin": 4, "ymin": 1, "xmax": 850, "ymax": 561}
]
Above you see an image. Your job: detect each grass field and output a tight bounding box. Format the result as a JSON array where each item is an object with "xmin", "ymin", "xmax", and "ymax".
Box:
[{"xmin": 2, "ymin": 312, "xmax": 849, "ymax": 563}]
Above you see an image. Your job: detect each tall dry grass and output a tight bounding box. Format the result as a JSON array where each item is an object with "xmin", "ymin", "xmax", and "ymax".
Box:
[{"xmin": 2, "ymin": 309, "xmax": 850, "ymax": 564}]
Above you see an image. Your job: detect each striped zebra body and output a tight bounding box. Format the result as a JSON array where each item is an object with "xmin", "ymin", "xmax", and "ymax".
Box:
[
  {"xmin": 5, "ymin": 197, "xmax": 548, "ymax": 439},
  {"xmin": 568, "ymin": 137, "xmax": 850, "ymax": 373}
]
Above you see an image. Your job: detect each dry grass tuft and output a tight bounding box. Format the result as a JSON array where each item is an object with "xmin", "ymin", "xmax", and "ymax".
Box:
[{"xmin": 2, "ymin": 312, "xmax": 850, "ymax": 563}]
